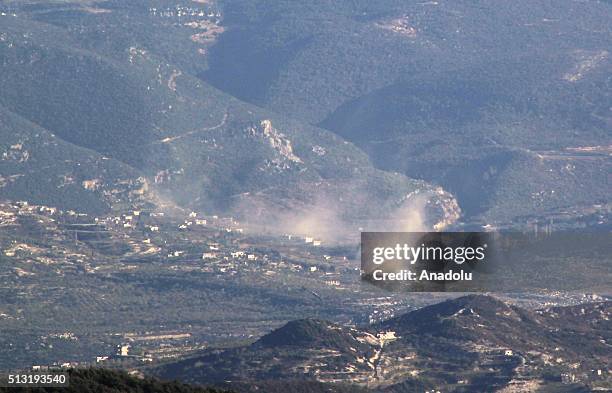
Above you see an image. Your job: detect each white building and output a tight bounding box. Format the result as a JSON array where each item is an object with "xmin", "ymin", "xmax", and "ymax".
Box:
[{"xmin": 118, "ymin": 344, "xmax": 130, "ymax": 357}]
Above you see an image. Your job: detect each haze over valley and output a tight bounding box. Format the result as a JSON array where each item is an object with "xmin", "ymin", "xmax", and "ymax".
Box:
[{"xmin": 0, "ymin": 1, "xmax": 610, "ymax": 392}]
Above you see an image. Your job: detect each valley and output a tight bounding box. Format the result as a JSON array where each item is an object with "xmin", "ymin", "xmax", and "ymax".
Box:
[{"xmin": 0, "ymin": 1, "xmax": 610, "ymax": 392}]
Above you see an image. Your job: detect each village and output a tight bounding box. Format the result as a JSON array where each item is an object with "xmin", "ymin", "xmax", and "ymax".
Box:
[
  {"xmin": 148, "ymin": 2, "xmax": 224, "ymax": 48},
  {"xmin": 0, "ymin": 198, "xmax": 381, "ymax": 371},
  {"xmin": 0, "ymin": 199, "xmax": 605, "ymax": 375}
]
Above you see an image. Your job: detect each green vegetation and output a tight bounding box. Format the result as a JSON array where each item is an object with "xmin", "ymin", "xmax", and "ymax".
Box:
[
  {"xmin": 205, "ymin": 0, "xmax": 612, "ymax": 223},
  {"xmin": 153, "ymin": 295, "xmax": 611, "ymax": 391},
  {"xmin": 0, "ymin": 1, "xmax": 453, "ymax": 224},
  {"xmin": 0, "ymin": 368, "xmax": 228, "ymax": 393}
]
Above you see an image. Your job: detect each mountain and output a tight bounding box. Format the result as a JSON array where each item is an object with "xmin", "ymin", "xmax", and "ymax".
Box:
[
  {"xmin": 2, "ymin": 0, "xmax": 608, "ymax": 227},
  {"xmin": 153, "ymin": 295, "xmax": 611, "ymax": 392},
  {"xmin": 153, "ymin": 318, "xmax": 378, "ymax": 385},
  {"xmin": 0, "ymin": 104, "xmax": 145, "ymax": 214},
  {"xmin": 202, "ymin": 0, "xmax": 612, "ymax": 225},
  {"xmin": 0, "ymin": 1, "xmax": 458, "ymax": 232},
  {"xmin": 377, "ymin": 295, "xmax": 610, "ymax": 390}
]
